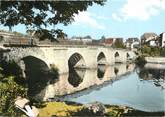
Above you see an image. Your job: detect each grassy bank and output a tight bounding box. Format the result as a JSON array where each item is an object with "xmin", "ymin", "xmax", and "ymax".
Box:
[
  {"xmin": 38, "ymin": 102, "xmax": 165, "ymax": 117},
  {"xmin": 38, "ymin": 102, "xmax": 132, "ymax": 117},
  {"xmin": 38, "ymin": 102, "xmax": 82, "ymax": 117}
]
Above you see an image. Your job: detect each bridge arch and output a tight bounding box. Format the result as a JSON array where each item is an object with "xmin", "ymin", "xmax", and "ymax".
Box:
[
  {"xmin": 115, "ymin": 51, "xmax": 120, "ymax": 58},
  {"xmin": 126, "ymin": 52, "xmax": 131, "ymax": 61},
  {"xmin": 21, "ymin": 56, "xmax": 50, "ymax": 76},
  {"xmin": 21, "ymin": 55, "xmax": 58, "ymax": 97},
  {"xmin": 97, "ymin": 52, "xmax": 107, "ymax": 65},
  {"xmin": 114, "ymin": 51, "xmax": 120, "ymax": 63},
  {"xmin": 68, "ymin": 52, "xmax": 86, "ymax": 69}
]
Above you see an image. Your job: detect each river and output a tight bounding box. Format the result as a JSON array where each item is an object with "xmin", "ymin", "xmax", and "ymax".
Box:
[{"xmin": 28, "ymin": 63, "xmax": 165, "ymax": 112}]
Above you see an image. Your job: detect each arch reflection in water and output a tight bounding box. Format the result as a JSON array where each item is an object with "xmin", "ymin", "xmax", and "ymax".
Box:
[
  {"xmin": 30, "ymin": 64, "xmax": 135, "ymax": 101},
  {"xmin": 97, "ymin": 65, "xmax": 106, "ymax": 79},
  {"xmin": 114, "ymin": 67, "xmax": 119, "ymax": 76},
  {"xmin": 68, "ymin": 68, "xmax": 86, "ymax": 87},
  {"xmin": 70, "ymin": 64, "xmax": 164, "ymax": 112}
]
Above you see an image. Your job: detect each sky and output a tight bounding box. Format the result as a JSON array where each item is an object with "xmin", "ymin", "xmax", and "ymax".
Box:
[{"xmin": 1, "ymin": 0, "xmax": 165, "ymax": 40}]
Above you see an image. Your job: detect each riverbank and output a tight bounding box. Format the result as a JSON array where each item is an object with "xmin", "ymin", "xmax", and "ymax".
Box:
[
  {"xmin": 38, "ymin": 101, "xmax": 131, "ymax": 117},
  {"xmin": 37, "ymin": 101, "xmax": 165, "ymax": 117},
  {"xmin": 145, "ymin": 57, "xmax": 165, "ymax": 64}
]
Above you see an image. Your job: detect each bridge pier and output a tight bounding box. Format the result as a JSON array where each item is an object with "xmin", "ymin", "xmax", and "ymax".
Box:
[
  {"xmin": 83, "ymin": 48, "xmax": 97, "ymax": 69},
  {"xmin": 49, "ymin": 48, "xmax": 69, "ymax": 74},
  {"xmin": 107, "ymin": 48, "xmax": 115, "ymax": 65}
]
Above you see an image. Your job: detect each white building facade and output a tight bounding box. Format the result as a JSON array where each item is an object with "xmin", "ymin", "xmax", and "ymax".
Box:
[{"xmin": 161, "ymin": 32, "xmax": 165, "ymax": 47}]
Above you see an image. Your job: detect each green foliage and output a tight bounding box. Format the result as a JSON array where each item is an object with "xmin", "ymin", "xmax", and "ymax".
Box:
[
  {"xmin": 50, "ymin": 64, "xmax": 59, "ymax": 80},
  {"xmin": 0, "ymin": 60, "xmax": 22, "ymax": 77},
  {"xmin": 0, "ymin": 72, "xmax": 27, "ymax": 116},
  {"xmin": 160, "ymin": 47, "xmax": 165, "ymax": 57},
  {"xmin": 0, "ymin": 1, "xmax": 105, "ymax": 40},
  {"xmin": 135, "ymin": 56, "xmax": 146, "ymax": 67},
  {"xmin": 84, "ymin": 35, "xmax": 92, "ymax": 39},
  {"xmin": 0, "ymin": 61, "xmax": 27, "ymax": 116},
  {"xmin": 101, "ymin": 35, "xmax": 106, "ymax": 40},
  {"xmin": 112, "ymin": 39, "xmax": 126, "ymax": 49},
  {"xmin": 141, "ymin": 45, "xmax": 151, "ymax": 56},
  {"xmin": 150, "ymin": 47, "xmax": 160, "ymax": 56},
  {"xmin": 140, "ymin": 45, "xmax": 164, "ymax": 57}
]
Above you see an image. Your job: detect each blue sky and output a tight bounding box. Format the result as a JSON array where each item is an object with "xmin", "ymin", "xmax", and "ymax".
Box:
[{"xmin": 1, "ymin": 0, "xmax": 165, "ymax": 40}]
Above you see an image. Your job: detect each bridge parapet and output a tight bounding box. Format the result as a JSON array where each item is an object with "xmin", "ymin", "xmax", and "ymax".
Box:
[{"xmin": 2, "ymin": 45, "xmax": 135, "ymax": 74}]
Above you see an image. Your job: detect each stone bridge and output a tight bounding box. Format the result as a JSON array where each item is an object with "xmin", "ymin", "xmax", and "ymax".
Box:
[{"xmin": 2, "ymin": 45, "xmax": 136, "ymax": 74}]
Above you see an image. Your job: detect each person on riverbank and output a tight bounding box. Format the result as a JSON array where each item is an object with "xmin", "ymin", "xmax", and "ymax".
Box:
[{"xmin": 15, "ymin": 96, "xmax": 39, "ymax": 117}]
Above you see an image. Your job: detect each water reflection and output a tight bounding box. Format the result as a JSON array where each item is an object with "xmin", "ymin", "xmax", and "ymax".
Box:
[
  {"xmin": 138, "ymin": 63, "xmax": 165, "ymax": 89},
  {"xmin": 97, "ymin": 65, "xmax": 106, "ymax": 79},
  {"xmin": 26, "ymin": 62, "xmax": 165, "ymax": 112},
  {"xmin": 69, "ymin": 63, "xmax": 165, "ymax": 112},
  {"xmin": 114, "ymin": 67, "xmax": 119, "ymax": 76},
  {"xmin": 68, "ymin": 68, "xmax": 86, "ymax": 87},
  {"xmin": 28, "ymin": 63, "xmax": 135, "ymax": 101}
]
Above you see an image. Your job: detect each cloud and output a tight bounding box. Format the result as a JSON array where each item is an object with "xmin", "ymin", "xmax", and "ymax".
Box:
[
  {"xmin": 96, "ymin": 16, "xmax": 109, "ymax": 20},
  {"xmin": 112, "ymin": 13, "xmax": 122, "ymax": 22},
  {"xmin": 112, "ymin": 0, "xmax": 165, "ymax": 21},
  {"xmin": 73, "ymin": 11, "xmax": 106, "ymax": 30}
]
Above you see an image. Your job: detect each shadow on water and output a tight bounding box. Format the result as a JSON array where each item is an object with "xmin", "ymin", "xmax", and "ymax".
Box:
[{"xmin": 68, "ymin": 68, "xmax": 86, "ymax": 87}]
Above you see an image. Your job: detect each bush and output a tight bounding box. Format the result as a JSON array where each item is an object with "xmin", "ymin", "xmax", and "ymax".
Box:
[
  {"xmin": 135, "ymin": 56, "xmax": 146, "ymax": 67},
  {"xmin": 140, "ymin": 45, "xmax": 163, "ymax": 57},
  {"xmin": 0, "ymin": 61, "xmax": 27, "ymax": 116},
  {"xmin": 160, "ymin": 48, "xmax": 165, "ymax": 57},
  {"xmin": 141, "ymin": 45, "xmax": 151, "ymax": 56},
  {"xmin": 50, "ymin": 64, "xmax": 59, "ymax": 80},
  {"xmin": 0, "ymin": 60, "xmax": 23, "ymax": 79},
  {"xmin": 0, "ymin": 72, "xmax": 27, "ymax": 116}
]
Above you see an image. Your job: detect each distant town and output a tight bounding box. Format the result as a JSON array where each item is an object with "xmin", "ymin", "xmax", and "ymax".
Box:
[{"xmin": 0, "ymin": 30, "xmax": 165, "ymax": 51}]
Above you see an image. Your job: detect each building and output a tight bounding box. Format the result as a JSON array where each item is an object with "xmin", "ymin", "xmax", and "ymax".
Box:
[
  {"xmin": 125, "ymin": 37, "xmax": 140, "ymax": 49},
  {"xmin": 159, "ymin": 32, "xmax": 165, "ymax": 47},
  {"xmin": 69, "ymin": 36, "xmax": 93, "ymax": 45},
  {"xmin": 100, "ymin": 37, "xmax": 124, "ymax": 46},
  {"xmin": 70, "ymin": 37, "xmax": 92, "ymax": 43},
  {"xmin": 141, "ymin": 32, "xmax": 158, "ymax": 47},
  {"xmin": 100, "ymin": 38, "xmax": 114, "ymax": 46}
]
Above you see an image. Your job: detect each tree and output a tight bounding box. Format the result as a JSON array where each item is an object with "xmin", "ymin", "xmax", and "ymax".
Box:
[
  {"xmin": 113, "ymin": 39, "xmax": 126, "ymax": 48},
  {"xmin": 101, "ymin": 35, "xmax": 106, "ymax": 40},
  {"xmin": 84, "ymin": 35, "xmax": 92, "ymax": 39},
  {"xmin": 0, "ymin": 1, "xmax": 105, "ymax": 40}
]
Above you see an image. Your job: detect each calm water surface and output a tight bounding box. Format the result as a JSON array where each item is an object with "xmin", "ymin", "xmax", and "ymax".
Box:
[
  {"xmin": 28, "ymin": 63, "xmax": 165, "ymax": 112},
  {"xmin": 69, "ymin": 69, "xmax": 165, "ymax": 112}
]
